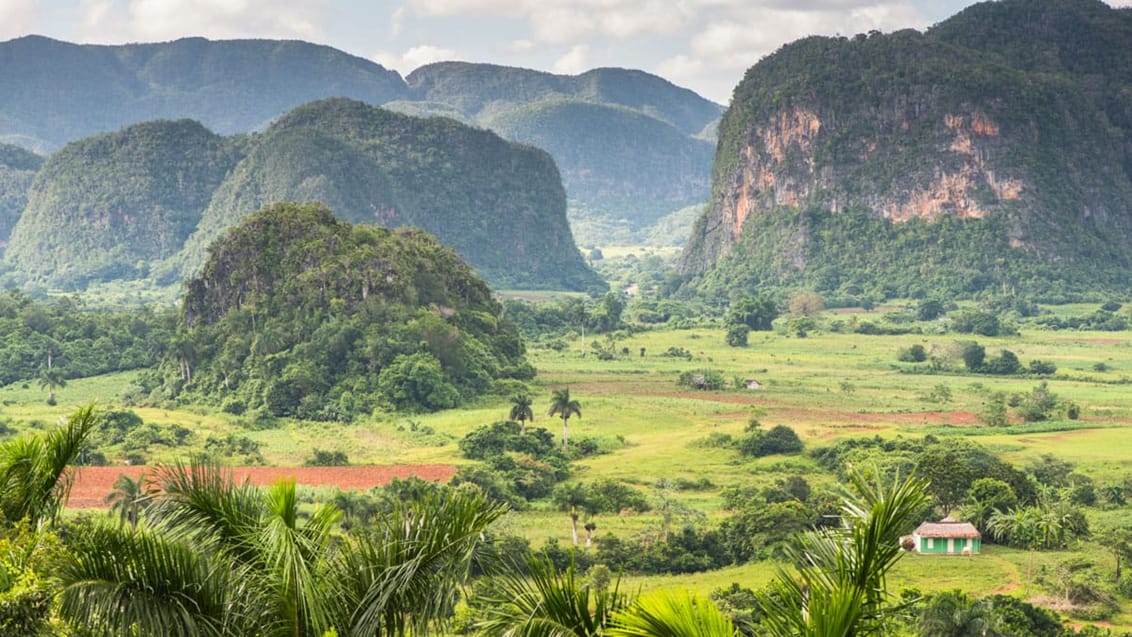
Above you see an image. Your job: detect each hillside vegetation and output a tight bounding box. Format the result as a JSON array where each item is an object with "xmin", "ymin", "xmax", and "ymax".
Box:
[
  {"xmin": 143, "ymin": 202, "xmax": 533, "ymax": 419},
  {"xmin": 681, "ymin": 0, "xmax": 1132, "ymax": 302},
  {"xmin": 0, "ymin": 143, "xmax": 41, "ymax": 252},
  {"xmin": 2, "ymin": 101, "xmax": 601, "ymax": 292}
]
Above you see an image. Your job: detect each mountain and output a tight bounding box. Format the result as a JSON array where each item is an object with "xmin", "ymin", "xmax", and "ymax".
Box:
[
  {"xmin": 0, "ymin": 35, "xmax": 407, "ymax": 153},
  {"xmin": 0, "ymin": 38, "xmax": 721, "ymax": 245},
  {"xmin": 680, "ymin": 0, "xmax": 1132, "ymax": 302},
  {"xmin": 4, "ymin": 100, "xmax": 601, "ymax": 292},
  {"xmin": 5, "ymin": 120, "xmax": 240, "ymax": 287},
  {"xmin": 150, "ymin": 202, "xmax": 534, "ymax": 418},
  {"xmin": 0, "ymin": 143, "xmax": 41, "ymax": 253},
  {"xmin": 179, "ymin": 98, "xmax": 600, "ymax": 291},
  {"xmin": 405, "ymin": 63, "xmax": 722, "ymax": 243}
]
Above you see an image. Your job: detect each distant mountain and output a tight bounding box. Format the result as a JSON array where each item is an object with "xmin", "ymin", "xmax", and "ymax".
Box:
[
  {"xmin": 6, "ymin": 120, "xmax": 239, "ymax": 286},
  {"xmin": 0, "ymin": 35, "xmax": 407, "ymax": 153},
  {"xmin": 4, "ymin": 100, "xmax": 601, "ymax": 292},
  {"xmin": 680, "ymin": 0, "xmax": 1132, "ymax": 302},
  {"xmin": 180, "ymin": 98, "xmax": 600, "ymax": 291},
  {"xmin": 0, "ymin": 37, "xmax": 721, "ymax": 244},
  {"xmin": 0, "ymin": 143, "xmax": 41, "ymax": 252}
]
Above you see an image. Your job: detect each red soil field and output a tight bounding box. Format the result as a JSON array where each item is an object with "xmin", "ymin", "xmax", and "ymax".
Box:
[{"xmin": 66, "ymin": 464, "xmax": 457, "ymax": 509}]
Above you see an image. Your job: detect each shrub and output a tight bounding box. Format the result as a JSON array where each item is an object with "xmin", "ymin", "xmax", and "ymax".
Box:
[
  {"xmin": 725, "ymin": 324, "xmax": 749, "ymax": 347},
  {"xmin": 305, "ymin": 449, "xmax": 349, "ymax": 466},
  {"xmin": 677, "ymin": 369, "xmax": 726, "ymax": 391},
  {"xmin": 897, "ymin": 344, "xmax": 927, "ymax": 362}
]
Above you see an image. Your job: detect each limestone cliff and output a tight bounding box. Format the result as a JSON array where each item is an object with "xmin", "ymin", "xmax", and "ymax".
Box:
[{"xmin": 682, "ymin": 0, "xmax": 1132, "ymax": 300}]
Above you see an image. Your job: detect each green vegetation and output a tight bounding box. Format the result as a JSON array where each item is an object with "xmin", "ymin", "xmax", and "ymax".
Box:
[
  {"xmin": 144, "ymin": 202, "xmax": 534, "ymax": 419},
  {"xmin": 0, "ymin": 143, "xmax": 40, "ymax": 251}
]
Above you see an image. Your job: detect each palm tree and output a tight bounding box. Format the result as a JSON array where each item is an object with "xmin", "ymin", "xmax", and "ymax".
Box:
[
  {"xmin": 37, "ymin": 368, "xmax": 67, "ymax": 405},
  {"xmin": 509, "ymin": 394, "xmax": 535, "ymax": 434},
  {"xmin": 476, "ymin": 554, "xmax": 628, "ymax": 636},
  {"xmin": 754, "ymin": 467, "xmax": 930, "ymax": 637},
  {"xmin": 0, "ymin": 404, "xmax": 98, "ymax": 527},
  {"xmin": 554, "ymin": 482, "xmax": 589, "ymax": 546},
  {"xmin": 917, "ymin": 591, "xmax": 1003, "ymax": 637},
  {"xmin": 608, "ymin": 590, "xmax": 736, "ymax": 637},
  {"xmin": 105, "ymin": 472, "xmax": 156, "ymax": 530},
  {"xmin": 58, "ymin": 459, "xmax": 505, "ymax": 636},
  {"xmin": 548, "ymin": 388, "xmax": 582, "ymax": 452}
]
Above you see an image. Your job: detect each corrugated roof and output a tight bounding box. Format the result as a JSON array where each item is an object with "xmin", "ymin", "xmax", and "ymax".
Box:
[{"xmin": 914, "ymin": 520, "xmax": 981, "ymax": 538}]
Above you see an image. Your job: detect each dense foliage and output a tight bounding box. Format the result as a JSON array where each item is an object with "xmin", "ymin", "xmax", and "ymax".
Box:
[
  {"xmin": 0, "ymin": 291, "xmax": 171, "ymax": 389},
  {"xmin": 5, "ymin": 120, "xmax": 241, "ymax": 288},
  {"xmin": 143, "ymin": 202, "xmax": 534, "ymax": 418},
  {"xmin": 0, "ymin": 143, "xmax": 40, "ymax": 251}
]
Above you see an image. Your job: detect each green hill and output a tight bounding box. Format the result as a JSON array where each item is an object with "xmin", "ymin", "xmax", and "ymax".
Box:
[
  {"xmin": 0, "ymin": 143, "xmax": 41, "ymax": 253},
  {"xmin": 150, "ymin": 202, "xmax": 533, "ymax": 418},
  {"xmin": 5, "ymin": 120, "xmax": 240, "ymax": 287},
  {"xmin": 681, "ymin": 0, "xmax": 1132, "ymax": 302},
  {"xmin": 179, "ymin": 98, "xmax": 601, "ymax": 291}
]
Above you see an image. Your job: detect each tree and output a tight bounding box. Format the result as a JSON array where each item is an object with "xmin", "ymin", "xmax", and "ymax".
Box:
[
  {"xmin": 917, "ymin": 591, "xmax": 1003, "ymax": 637},
  {"xmin": 555, "ymin": 482, "xmax": 589, "ymax": 546},
  {"xmin": 787, "ymin": 292, "xmax": 824, "ymax": 318},
  {"xmin": 475, "ymin": 554, "xmax": 628, "ymax": 636},
  {"xmin": 0, "ymin": 405, "xmax": 98, "ymax": 527},
  {"xmin": 725, "ymin": 324, "xmax": 749, "ymax": 347},
  {"xmin": 962, "ymin": 478, "xmax": 1017, "ymax": 532},
  {"xmin": 726, "ymin": 295, "xmax": 778, "ymax": 331},
  {"xmin": 104, "ymin": 473, "xmax": 155, "ymax": 530},
  {"xmin": 960, "ymin": 341, "xmax": 985, "ymax": 372},
  {"xmin": 58, "ymin": 460, "xmax": 505, "ymax": 636},
  {"xmin": 753, "ymin": 467, "xmax": 931, "ymax": 637},
  {"xmin": 1096, "ymin": 526, "xmax": 1132, "ymax": 583},
  {"xmin": 509, "ymin": 394, "xmax": 535, "ymax": 434},
  {"xmin": 37, "ymin": 368, "xmax": 66, "ymax": 406},
  {"xmin": 549, "ymin": 388, "xmax": 582, "ymax": 452}
]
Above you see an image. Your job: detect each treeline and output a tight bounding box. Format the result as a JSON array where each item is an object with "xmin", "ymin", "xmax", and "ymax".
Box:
[{"xmin": 0, "ymin": 290, "xmax": 173, "ymax": 388}]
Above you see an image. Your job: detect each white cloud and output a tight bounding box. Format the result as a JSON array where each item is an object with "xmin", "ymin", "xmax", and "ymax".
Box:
[
  {"xmin": 373, "ymin": 44, "xmax": 461, "ymax": 74},
  {"xmin": 655, "ymin": 53, "xmax": 705, "ymax": 82},
  {"xmin": 506, "ymin": 39, "xmax": 535, "ymax": 53},
  {"xmin": 552, "ymin": 44, "xmax": 589, "ymax": 74},
  {"xmin": 125, "ymin": 0, "xmax": 328, "ymax": 41},
  {"xmin": 0, "ymin": 0, "xmax": 39, "ymax": 40}
]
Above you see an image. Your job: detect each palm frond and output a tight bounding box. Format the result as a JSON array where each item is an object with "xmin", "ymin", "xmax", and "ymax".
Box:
[{"xmin": 608, "ymin": 590, "xmax": 736, "ymax": 637}]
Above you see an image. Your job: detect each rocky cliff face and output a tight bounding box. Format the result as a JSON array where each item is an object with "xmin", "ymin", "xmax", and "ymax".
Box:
[{"xmin": 682, "ymin": 1, "xmax": 1132, "ymax": 299}]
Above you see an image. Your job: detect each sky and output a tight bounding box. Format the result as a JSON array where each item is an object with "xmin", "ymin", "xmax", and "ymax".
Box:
[{"xmin": 1, "ymin": 0, "xmax": 1130, "ymax": 104}]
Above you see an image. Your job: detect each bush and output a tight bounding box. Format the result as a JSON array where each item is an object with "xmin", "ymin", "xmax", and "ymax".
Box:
[
  {"xmin": 305, "ymin": 449, "xmax": 349, "ymax": 466},
  {"xmin": 678, "ymin": 369, "xmax": 726, "ymax": 391},
  {"xmin": 897, "ymin": 344, "xmax": 927, "ymax": 362},
  {"xmin": 725, "ymin": 324, "xmax": 749, "ymax": 347}
]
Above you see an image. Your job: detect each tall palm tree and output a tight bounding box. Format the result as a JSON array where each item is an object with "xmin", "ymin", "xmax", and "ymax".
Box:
[
  {"xmin": 754, "ymin": 467, "xmax": 930, "ymax": 637},
  {"xmin": 105, "ymin": 472, "xmax": 156, "ymax": 530},
  {"xmin": 509, "ymin": 394, "xmax": 535, "ymax": 434},
  {"xmin": 37, "ymin": 368, "xmax": 67, "ymax": 405},
  {"xmin": 548, "ymin": 388, "xmax": 582, "ymax": 452},
  {"xmin": 0, "ymin": 404, "xmax": 98, "ymax": 527}
]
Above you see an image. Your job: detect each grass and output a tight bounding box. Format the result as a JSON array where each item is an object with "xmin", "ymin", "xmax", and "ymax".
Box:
[{"xmin": 3, "ymin": 309, "xmax": 1132, "ymax": 627}]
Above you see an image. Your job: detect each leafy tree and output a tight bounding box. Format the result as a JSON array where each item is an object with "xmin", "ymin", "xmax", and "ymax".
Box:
[
  {"xmin": 897, "ymin": 344, "xmax": 927, "ymax": 362},
  {"xmin": 963, "ymin": 478, "xmax": 1017, "ymax": 532},
  {"xmin": 725, "ymin": 324, "xmax": 749, "ymax": 347},
  {"xmin": 916, "ymin": 299, "xmax": 946, "ymax": 321},
  {"xmin": 549, "ymin": 388, "xmax": 583, "ymax": 452},
  {"xmin": 1015, "ymin": 382, "xmax": 1059, "ymax": 422},
  {"xmin": 509, "ymin": 394, "xmax": 535, "ymax": 433},
  {"xmin": 787, "ymin": 292, "xmax": 824, "ymax": 318},
  {"xmin": 983, "ymin": 350, "xmax": 1023, "ymax": 375},
  {"xmin": 377, "ymin": 352, "xmax": 461, "ymax": 413},
  {"xmin": 978, "ymin": 392, "xmax": 1009, "ymax": 427},
  {"xmin": 960, "ymin": 341, "xmax": 986, "ymax": 372},
  {"xmin": 725, "ymin": 295, "xmax": 779, "ymax": 331}
]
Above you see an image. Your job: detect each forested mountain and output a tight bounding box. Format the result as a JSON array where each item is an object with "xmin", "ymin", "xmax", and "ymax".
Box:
[
  {"xmin": 0, "ymin": 35, "xmax": 407, "ymax": 153},
  {"xmin": 147, "ymin": 202, "xmax": 533, "ymax": 418},
  {"xmin": 179, "ymin": 98, "xmax": 600, "ymax": 290},
  {"xmin": 5, "ymin": 120, "xmax": 242, "ymax": 288},
  {"xmin": 404, "ymin": 63, "xmax": 721, "ymax": 243},
  {"xmin": 0, "ymin": 37, "xmax": 721, "ymax": 245},
  {"xmin": 0, "ymin": 143, "xmax": 41, "ymax": 252},
  {"xmin": 680, "ymin": 0, "xmax": 1132, "ymax": 302},
  {"xmin": 2, "ymin": 100, "xmax": 601, "ymax": 291}
]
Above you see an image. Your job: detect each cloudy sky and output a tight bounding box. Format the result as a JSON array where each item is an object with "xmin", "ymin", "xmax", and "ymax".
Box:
[{"xmin": 2, "ymin": 0, "xmax": 1130, "ymax": 104}]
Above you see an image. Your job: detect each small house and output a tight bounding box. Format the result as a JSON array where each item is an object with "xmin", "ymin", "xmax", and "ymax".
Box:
[
  {"xmin": 744, "ymin": 379, "xmax": 762, "ymax": 390},
  {"xmin": 911, "ymin": 517, "xmax": 981, "ymax": 555}
]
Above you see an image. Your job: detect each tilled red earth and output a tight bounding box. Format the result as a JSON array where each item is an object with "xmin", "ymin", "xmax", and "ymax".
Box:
[{"xmin": 66, "ymin": 464, "xmax": 457, "ymax": 509}]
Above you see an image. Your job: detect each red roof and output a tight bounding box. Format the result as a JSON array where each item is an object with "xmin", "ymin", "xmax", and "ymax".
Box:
[{"xmin": 914, "ymin": 520, "xmax": 981, "ymax": 539}]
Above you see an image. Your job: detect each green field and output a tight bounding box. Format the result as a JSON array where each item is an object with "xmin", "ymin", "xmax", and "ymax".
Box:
[{"xmin": 3, "ymin": 311, "xmax": 1131, "ymax": 628}]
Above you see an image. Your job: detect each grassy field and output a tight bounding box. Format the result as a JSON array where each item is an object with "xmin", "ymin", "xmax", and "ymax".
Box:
[{"xmin": 3, "ymin": 309, "xmax": 1131, "ymax": 627}]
